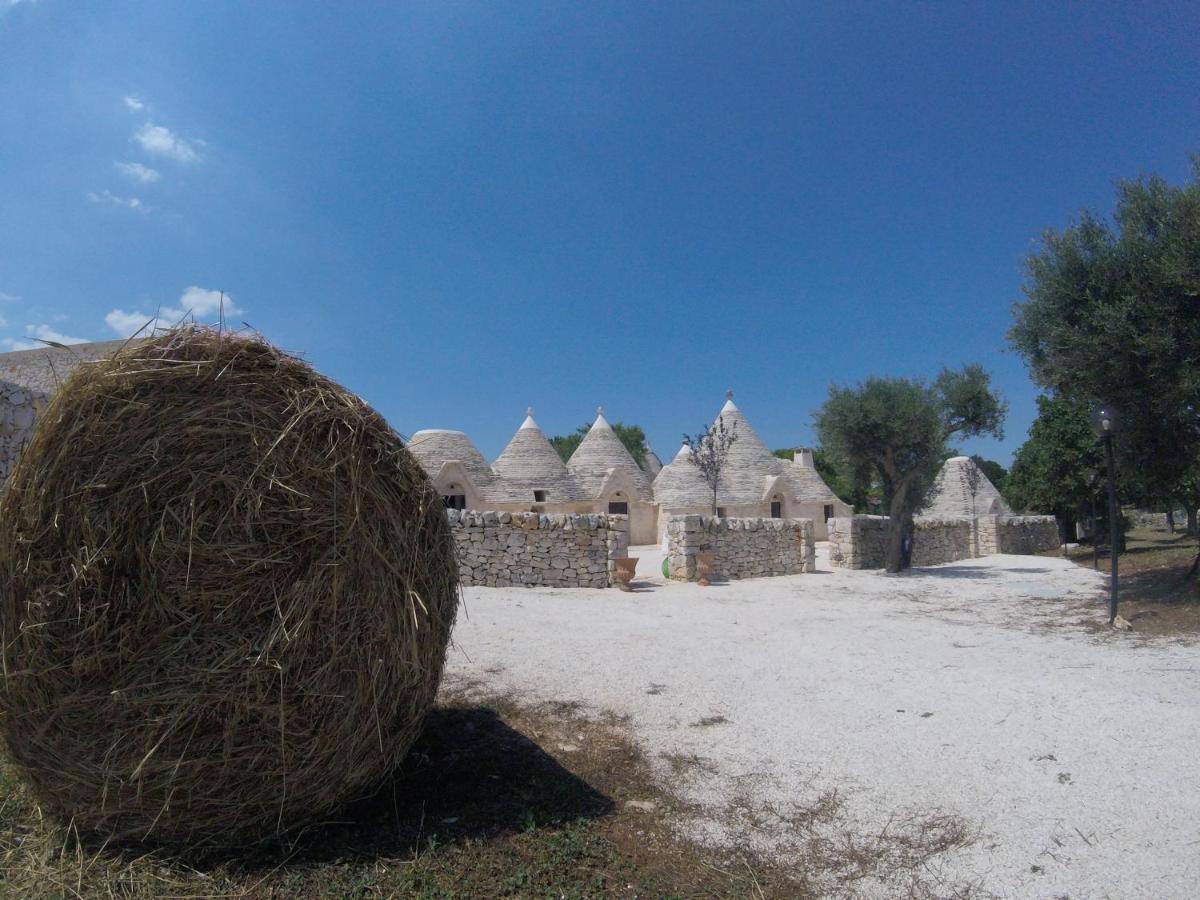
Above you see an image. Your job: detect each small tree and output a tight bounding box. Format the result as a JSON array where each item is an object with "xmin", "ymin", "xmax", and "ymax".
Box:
[
  {"xmin": 816, "ymin": 366, "xmax": 1006, "ymax": 573},
  {"xmin": 684, "ymin": 417, "xmax": 739, "ymax": 516}
]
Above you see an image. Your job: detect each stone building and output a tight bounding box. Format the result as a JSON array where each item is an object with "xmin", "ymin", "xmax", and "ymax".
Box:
[
  {"xmin": 650, "ymin": 393, "xmax": 851, "ymax": 540},
  {"xmin": 411, "ymin": 392, "xmax": 851, "ymax": 544},
  {"xmin": 922, "ymin": 455, "xmax": 1011, "ymax": 518},
  {"xmin": 409, "ymin": 407, "xmax": 661, "ymax": 543},
  {"xmin": 0, "ymin": 339, "xmax": 138, "ymax": 480}
]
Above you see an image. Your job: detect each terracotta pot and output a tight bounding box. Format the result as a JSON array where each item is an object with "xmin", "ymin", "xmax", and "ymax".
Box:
[{"xmin": 612, "ymin": 557, "xmax": 637, "ymax": 591}]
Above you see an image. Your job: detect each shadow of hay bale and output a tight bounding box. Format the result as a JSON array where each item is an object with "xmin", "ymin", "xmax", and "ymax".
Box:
[{"xmin": 76, "ymin": 705, "xmax": 614, "ymax": 871}]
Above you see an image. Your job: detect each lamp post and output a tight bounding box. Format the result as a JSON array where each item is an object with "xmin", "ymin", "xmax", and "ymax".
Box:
[{"xmin": 1090, "ymin": 405, "xmax": 1120, "ymax": 625}]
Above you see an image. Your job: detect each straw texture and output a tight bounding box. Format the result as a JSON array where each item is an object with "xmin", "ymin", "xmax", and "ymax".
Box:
[{"xmin": 0, "ymin": 327, "xmax": 458, "ymax": 848}]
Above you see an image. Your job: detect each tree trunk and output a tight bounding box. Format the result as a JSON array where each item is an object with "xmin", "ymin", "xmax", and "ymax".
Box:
[
  {"xmin": 1166, "ymin": 509, "xmax": 1176, "ymax": 533},
  {"xmin": 884, "ymin": 483, "xmax": 911, "ymax": 574},
  {"xmin": 1186, "ymin": 504, "xmax": 1198, "ymax": 537},
  {"xmin": 712, "ymin": 486, "xmax": 718, "ymax": 517}
]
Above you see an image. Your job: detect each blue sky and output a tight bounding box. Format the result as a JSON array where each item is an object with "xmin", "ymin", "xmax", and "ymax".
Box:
[{"xmin": 1, "ymin": 2, "xmax": 1197, "ymax": 464}]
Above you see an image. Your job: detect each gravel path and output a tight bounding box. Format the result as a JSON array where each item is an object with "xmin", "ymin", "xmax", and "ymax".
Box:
[{"xmin": 445, "ymin": 549, "xmax": 1200, "ymax": 898}]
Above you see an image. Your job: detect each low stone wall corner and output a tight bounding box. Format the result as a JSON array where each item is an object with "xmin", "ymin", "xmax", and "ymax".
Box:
[
  {"xmin": 666, "ymin": 515, "xmax": 815, "ymax": 581},
  {"xmin": 446, "ymin": 509, "xmax": 627, "ymax": 588}
]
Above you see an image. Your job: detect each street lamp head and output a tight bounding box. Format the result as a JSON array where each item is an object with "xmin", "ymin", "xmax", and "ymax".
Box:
[{"xmin": 1090, "ymin": 404, "xmax": 1119, "ymax": 438}]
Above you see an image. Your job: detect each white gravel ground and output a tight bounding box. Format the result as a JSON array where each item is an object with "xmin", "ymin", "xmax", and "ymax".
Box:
[{"xmin": 444, "ymin": 547, "xmax": 1200, "ymax": 898}]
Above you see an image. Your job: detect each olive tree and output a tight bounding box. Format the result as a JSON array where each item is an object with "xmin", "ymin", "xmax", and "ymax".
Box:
[{"xmin": 816, "ymin": 366, "xmax": 1006, "ymax": 573}]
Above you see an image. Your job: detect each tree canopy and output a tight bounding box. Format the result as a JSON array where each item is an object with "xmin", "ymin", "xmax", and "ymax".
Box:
[
  {"xmin": 549, "ymin": 422, "xmax": 650, "ymax": 470},
  {"xmin": 1009, "ymin": 159, "xmax": 1200, "ymax": 511},
  {"xmin": 815, "ymin": 365, "xmax": 1006, "ymax": 572},
  {"xmin": 1003, "ymin": 395, "xmax": 1103, "ymax": 531},
  {"xmin": 969, "ymin": 456, "xmax": 1008, "ymax": 493}
]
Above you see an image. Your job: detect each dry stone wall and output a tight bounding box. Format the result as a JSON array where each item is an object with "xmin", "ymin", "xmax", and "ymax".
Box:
[
  {"xmin": 447, "ymin": 509, "xmax": 627, "ymax": 588},
  {"xmin": 0, "ymin": 383, "xmax": 47, "ymax": 482},
  {"xmin": 666, "ymin": 515, "xmax": 815, "ymax": 581},
  {"xmin": 977, "ymin": 514, "xmax": 1060, "ymax": 555},
  {"xmin": 828, "ymin": 515, "xmax": 888, "ymax": 569},
  {"xmin": 830, "ymin": 513, "xmax": 1060, "ymax": 569},
  {"xmin": 911, "ymin": 517, "xmax": 973, "ymax": 566}
]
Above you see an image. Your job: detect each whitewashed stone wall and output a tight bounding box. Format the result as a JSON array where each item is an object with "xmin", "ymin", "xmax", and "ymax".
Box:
[
  {"xmin": 446, "ymin": 509, "xmax": 628, "ymax": 588},
  {"xmin": 911, "ymin": 517, "xmax": 973, "ymax": 566},
  {"xmin": 0, "ymin": 385, "xmax": 47, "ymax": 482},
  {"xmin": 830, "ymin": 513, "xmax": 1060, "ymax": 569},
  {"xmin": 666, "ymin": 515, "xmax": 815, "ymax": 581},
  {"xmin": 977, "ymin": 514, "xmax": 1060, "ymax": 555},
  {"xmin": 828, "ymin": 515, "xmax": 888, "ymax": 568}
]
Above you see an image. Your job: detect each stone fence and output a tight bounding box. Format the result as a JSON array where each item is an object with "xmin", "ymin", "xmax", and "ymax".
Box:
[
  {"xmin": 976, "ymin": 514, "xmax": 1061, "ymax": 556},
  {"xmin": 446, "ymin": 509, "xmax": 628, "ymax": 588},
  {"xmin": 829, "ymin": 513, "xmax": 1060, "ymax": 569},
  {"xmin": 666, "ymin": 515, "xmax": 815, "ymax": 581}
]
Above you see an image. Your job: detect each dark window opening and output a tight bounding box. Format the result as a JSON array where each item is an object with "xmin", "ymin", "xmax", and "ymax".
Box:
[
  {"xmin": 717, "ymin": 507, "xmax": 727, "ymax": 518},
  {"xmin": 770, "ymin": 501, "xmax": 782, "ymax": 518},
  {"xmin": 608, "ymin": 501, "xmax": 629, "ymax": 515},
  {"xmin": 533, "ymin": 490, "xmax": 547, "ymax": 502},
  {"xmin": 824, "ymin": 504, "xmax": 834, "ymax": 522},
  {"xmin": 442, "ymin": 494, "xmax": 466, "ymax": 510}
]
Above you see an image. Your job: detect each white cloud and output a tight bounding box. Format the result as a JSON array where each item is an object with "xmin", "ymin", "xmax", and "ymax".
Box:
[
  {"xmin": 123, "ymin": 95, "xmax": 145, "ymax": 112},
  {"xmin": 2, "ymin": 0, "xmax": 39, "ymax": 14},
  {"xmin": 105, "ymin": 286, "xmax": 241, "ymax": 337},
  {"xmin": 2, "ymin": 323, "xmax": 87, "ymax": 351},
  {"xmin": 133, "ymin": 122, "xmax": 202, "ymax": 164},
  {"xmin": 0, "ymin": 315, "xmax": 6, "ymax": 327},
  {"xmin": 115, "ymin": 161, "xmax": 160, "ymax": 183},
  {"xmin": 88, "ymin": 189, "xmax": 149, "ymax": 212},
  {"xmin": 0, "ymin": 291, "xmax": 17, "ymax": 302}
]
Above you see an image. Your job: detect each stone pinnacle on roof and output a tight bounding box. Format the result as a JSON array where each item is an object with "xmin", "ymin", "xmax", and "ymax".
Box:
[{"xmin": 567, "ymin": 406, "xmax": 653, "ymax": 500}]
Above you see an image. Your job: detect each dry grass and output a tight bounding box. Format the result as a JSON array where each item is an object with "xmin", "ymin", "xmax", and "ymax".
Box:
[
  {"xmin": 0, "ymin": 326, "xmax": 459, "ymax": 849},
  {"xmin": 1058, "ymin": 527, "xmax": 1200, "ymax": 636}
]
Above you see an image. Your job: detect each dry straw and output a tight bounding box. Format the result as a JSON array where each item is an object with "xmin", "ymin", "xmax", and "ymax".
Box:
[{"xmin": 0, "ymin": 326, "xmax": 459, "ymax": 848}]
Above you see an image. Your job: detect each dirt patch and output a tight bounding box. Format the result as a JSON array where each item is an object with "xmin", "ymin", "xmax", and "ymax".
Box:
[{"xmin": 1060, "ymin": 528, "xmax": 1200, "ymax": 637}]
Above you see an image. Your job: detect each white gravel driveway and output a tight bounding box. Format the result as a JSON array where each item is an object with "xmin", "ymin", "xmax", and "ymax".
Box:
[{"xmin": 444, "ymin": 549, "xmax": 1200, "ymax": 898}]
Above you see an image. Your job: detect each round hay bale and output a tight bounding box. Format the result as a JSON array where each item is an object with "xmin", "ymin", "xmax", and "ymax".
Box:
[{"xmin": 0, "ymin": 327, "xmax": 459, "ymax": 848}]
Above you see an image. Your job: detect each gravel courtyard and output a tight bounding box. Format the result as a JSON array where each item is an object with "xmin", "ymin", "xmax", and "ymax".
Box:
[{"xmin": 445, "ymin": 548, "xmax": 1200, "ymax": 898}]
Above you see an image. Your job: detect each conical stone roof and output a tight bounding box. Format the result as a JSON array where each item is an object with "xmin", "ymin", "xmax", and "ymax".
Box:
[
  {"xmin": 652, "ymin": 442, "xmax": 713, "ymax": 507},
  {"xmin": 491, "ymin": 408, "xmax": 583, "ymax": 501},
  {"xmin": 653, "ymin": 394, "xmax": 844, "ymax": 508},
  {"xmin": 921, "ymin": 456, "xmax": 1011, "ymax": 517},
  {"xmin": 567, "ymin": 408, "xmax": 653, "ymax": 500},
  {"xmin": 709, "ymin": 393, "xmax": 788, "ymax": 502},
  {"xmin": 407, "ymin": 429, "xmax": 495, "ymax": 485},
  {"xmin": 642, "ymin": 448, "xmax": 663, "ymax": 477}
]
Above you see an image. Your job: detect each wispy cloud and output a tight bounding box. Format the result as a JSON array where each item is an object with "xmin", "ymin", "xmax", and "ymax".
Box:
[
  {"xmin": 134, "ymin": 123, "xmax": 202, "ymax": 164},
  {"xmin": 0, "ymin": 291, "xmax": 18, "ymax": 302},
  {"xmin": 115, "ymin": 161, "xmax": 160, "ymax": 183},
  {"xmin": 105, "ymin": 286, "xmax": 240, "ymax": 337},
  {"xmin": 2, "ymin": 0, "xmax": 39, "ymax": 16},
  {"xmin": 2, "ymin": 324, "xmax": 87, "ymax": 351},
  {"xmin": 88, "ymin": 189, "xmax": 149, "ymax": 212},
  {"xmin": 123, "ymin": 95, "xmax": 145, "ymax": 112}
]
